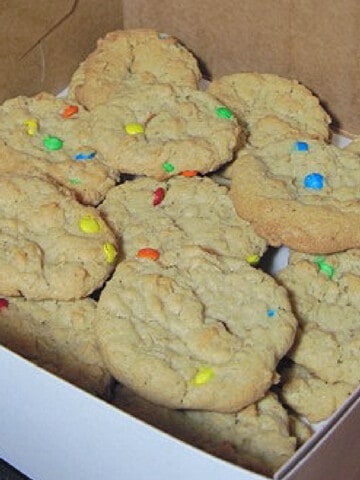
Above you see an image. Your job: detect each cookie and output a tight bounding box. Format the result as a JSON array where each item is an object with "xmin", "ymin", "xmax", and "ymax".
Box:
[
  {"xmin": 279, "ymin": 362, "xmax": 353, "ymax": 423},
  {"xmin": 209, "ymin": 91, "xmax": 328, "ymax": 183},
  {"xmin": 0, "ymin": 93, "xmax": 118, "ymax": 205},
  {"xmin": 0, "ymin": 296, "xmax": 112, "ymax": 397},
  {"xmin": 95, "ymin": 245, "xmax": 297, "ymax": 412},
  {"xmin": 209, "ymin": 112, "xmax": 328, "ymax": 183},
  {"xmin": 68, "ymin": 29, "xmax": 201, "ymax": 110},
  {"xmin": 215, "ymin": 116, "xmax": 316, "ymax": 181},
  {"xmin": 90, "ymin": 81, "xmax": 241, "ymax": 179},
  {"xmin": 230, "ymin": 138, "xmax": 360, "ymax": 253},
  {"xmin": 208, "ymin": 73, "xmax": 331, "ymax": 147},
  {"xmin": 277, "ymin": 252, "xmax": 360, "ymax": 389},
  {"xmin": 98, "ymin": 176, "xmax": 267, "ymax": 263},
  {"xmin": 0, "ymin": 174, "xmax": 118, "ymax": 300},
  {"xmin": 212, "ymin": 120, "xmax": 332, "ymax": 185},
  {"xmin": 287, "ymin": 412, "xmax": 313, "ymax": 447},
  {"xmin": 113, "ymin": 385, "xmax": 297, "ymax": 476}
]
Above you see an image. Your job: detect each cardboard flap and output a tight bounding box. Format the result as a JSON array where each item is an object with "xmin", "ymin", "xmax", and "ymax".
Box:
[
  {"xmin": 1, "ymin": 0, "xmax": 77, "ymax": 59},
  {"xmin": 0, "ymin": 0, "xmax": 122, "ymax": 102}
]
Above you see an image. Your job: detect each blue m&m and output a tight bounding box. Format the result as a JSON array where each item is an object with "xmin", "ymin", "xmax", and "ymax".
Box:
[
  {"xmin": 303, "ymin": 173, "xmax": 324, "ymax": 189},
  {"xmin": 75, "ymin": 151, "xmax": 96, "ymax": 161},
  {"xmin": 293, "ymin": 141, "xmax": 309, "ymax": 152}
]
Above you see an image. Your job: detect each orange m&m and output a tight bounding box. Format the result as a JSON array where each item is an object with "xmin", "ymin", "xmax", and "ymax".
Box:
[
  {"xmin": 181, "ymin": 170, "xmax": 198, "ymax": 177},
  {"xmin": 136, "ymin": 248, "xmax": 160, "ymax": 261},
  {"xmin": 62, "ymin": 105, "xmax": 79, "ymax": 118}
]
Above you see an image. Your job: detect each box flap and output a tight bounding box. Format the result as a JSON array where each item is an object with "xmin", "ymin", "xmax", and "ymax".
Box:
[
  {"xmin": 1, "ymin": 1, "xmax": 76, "ymax": 58},
  {"xmin": 0, "ymin": 0, "xmax": 122, "ymax": 101}
]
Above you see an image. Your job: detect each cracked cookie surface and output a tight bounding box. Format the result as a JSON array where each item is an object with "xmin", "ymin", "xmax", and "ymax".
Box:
[
  {"xmin": 68, "ymin": 29, "xmax": 201, "ymax": 110},
  {"xmin": 0, "ymin": 174, "xmax": 118, "ymax": 300},
  {"xmin": 90, "ymin": 82, "xmax": 240, "ymax": 179},
  {"xmin": 0, "ymin": 296, "xmax": 112, "ymax": 396},
  {"xmin": 0, "ymin": 93, "xmax": 118, "ymax": 205},
  {"xmin": 95, "ymin": 246, "xmax": 297, "ymax": 412},
  {"xmin": 277, "ymin": 251, "xmax": 360, "ymax": 392},
  {"xmin": 98, "ymin": 175, "xmax": 267, "ymax": 262},
  {"xmin": 279, "ymin": 362, "xmax": 353, "ymax": 423},
  {"xmin": 208, "ymin": 73, "xmax": 331, "ymax": 147},
  {"xmin": 230, "ymin": 138, "xmax": 360, "ymax": 253}
]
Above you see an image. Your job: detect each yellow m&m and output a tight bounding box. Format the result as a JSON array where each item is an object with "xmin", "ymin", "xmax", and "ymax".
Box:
[
  {"xmin": 246, "ymin": 254, "xmax": 260, "ymax": 266},
  {"xmin": 103, "ymin": 243, "xmax": 117, "ymax": 264},
  {"xmin": 125, "ymin": 123, "xmax": 145, "ymax": 135},
  {"xmin": 79, "ymin": 215, "xmax": 100, "ymax": 234},
  {"xmin": 190, "ymin": 367, "xmax": 214, "ymax": 386},
  {"xmin": 24, "ymin": 118, "xmax": 39, "ymax": 136}
]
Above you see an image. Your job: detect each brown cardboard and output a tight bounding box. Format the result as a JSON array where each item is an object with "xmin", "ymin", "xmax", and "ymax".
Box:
[
  {"xmin": 283, "ymin": 392, "xmax": 360, "ymax": 480},
  {"xmin": 0, "ymin": 0, "xmax": 122, "ymax": 103},
  {"xmin": 123, "ymin": 0, "xmax": 360, "ymax": 134}
]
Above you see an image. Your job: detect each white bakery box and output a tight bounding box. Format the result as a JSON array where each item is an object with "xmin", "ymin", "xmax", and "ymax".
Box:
[
  {"xmin": 0, "ymin": 343, "xmax": 360, "ymax": 480},
  {"xmin": 2, "ymin": 2, "xmax": 360, "ymax": 479}
]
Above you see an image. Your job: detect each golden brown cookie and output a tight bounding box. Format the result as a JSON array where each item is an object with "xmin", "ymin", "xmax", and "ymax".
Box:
[
  {"xmin": 230, "ymin": 139, "xmax": 360, "ymax": 253},
  {"xmin": 0, "ymin": 93, "xmax": 118, "ymax": 205},
  {"xmin": 287, "ymin": 411, "xmax": 313, "ymax": 447},
  {"xmin": 98, "ymin": 175, "xmax": 267, "ymax": 263},
  {"xmin": 279, "ymin": 362, "xmax": 353, "ymax": 423},
  {"xmin": 90, "ymin": 81, "xmax": 241, "ymax": 179},
  {"xmin": 68, "ymin": 29, "xmax": 201, "ymax": 109},
  {"xmin": 208, "ymin": 73, "xmax": 331, "ymax": 147},
  {"xmin": 0, "ymin": 296, "xmax": 112, "ymax": 397},
  {"xmin": 95, "ymin": 246, "xmax": 297, "ymax": 412},
  {"xmin": 0, "ymin": 174, "xmax": 118, "ymax": 300},
  {"xmin": 276, "ymin": 251, "xmax": 360, "ymax": 417}
]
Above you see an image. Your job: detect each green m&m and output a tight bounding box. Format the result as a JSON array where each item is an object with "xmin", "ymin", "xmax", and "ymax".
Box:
[
  {"xmin": 43, "ymin": 136, "xmax": 63, "ymax": 151},
  {"xmin": 215, "ymin": 106, "xmax": 234, "ymax": 119}
]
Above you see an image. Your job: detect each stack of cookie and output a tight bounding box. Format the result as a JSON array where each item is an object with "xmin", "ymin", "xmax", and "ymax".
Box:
[
  {"xmin": 1, "ymin": 28, "xmax": 358, "ymax": 476},
  {"xmin": 208, "ymin": 73, "xmax": 360, "ymax": 426}
]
